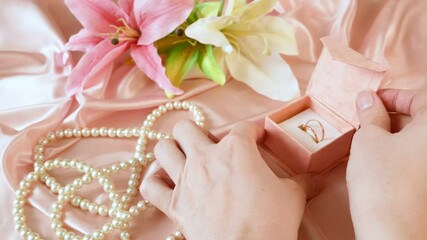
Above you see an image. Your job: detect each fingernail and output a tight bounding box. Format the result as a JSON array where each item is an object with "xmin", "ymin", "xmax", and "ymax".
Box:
[{"xmin": 357, "ymin": 90, "xmax": 374, "ymax": 111}]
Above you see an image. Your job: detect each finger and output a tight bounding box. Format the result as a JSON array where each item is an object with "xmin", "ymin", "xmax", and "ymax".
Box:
[
  {"xmin": 140, "ymin": 175, "xmax": 173, "ymax": 218},
  {"xmin": 173, "ymin": 120, "xmax": 213, "ymax": 152},
  {"xmin": 290, "ymin": 174, "xmax": 325, "ymax": 199},
  {"xmin": 154, "ymin": 139, "xmax": 186, "ymax": 183},
  {"xmin": 377, "ymin": 89, "xmax": 427, "ymax": 119},
  {"xmin": 223, "ymin": 122, "xmax": 264, "ymax": 144},
  {"xmin": 356, "ymin": 90, "xmax": 391, "ymax": 131},
  {"xmin": 390, "ymin": 113, "xmax": 412, "ymax": 133},
  {"xmin": 156, "ymin": 168, "xmax": 176, "ymax": 188}
]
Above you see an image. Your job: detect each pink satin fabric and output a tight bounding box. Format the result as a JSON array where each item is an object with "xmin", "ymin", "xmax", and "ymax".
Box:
[{"xmin": 1, "ymin": 0, "xmax": 427, "ymax": 239}]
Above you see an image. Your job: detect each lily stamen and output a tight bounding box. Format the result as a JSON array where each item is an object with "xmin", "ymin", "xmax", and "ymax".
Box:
[{"xmin": 97, "ymin": 18, "xmax": 141, "ymax": 45}]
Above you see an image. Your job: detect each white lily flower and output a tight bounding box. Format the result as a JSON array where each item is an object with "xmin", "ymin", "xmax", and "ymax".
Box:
[{"xmin": 185, "ymin": 0, "xmax": 300, "ymax": 101}]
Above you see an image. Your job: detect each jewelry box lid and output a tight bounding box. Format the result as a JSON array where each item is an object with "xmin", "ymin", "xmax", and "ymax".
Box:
[{"xmin": 307, "ymin": 36, "xmax": 388, "ymax": 129}]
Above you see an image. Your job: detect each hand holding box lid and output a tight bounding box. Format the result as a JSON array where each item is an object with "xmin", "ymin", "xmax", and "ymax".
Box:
[{"xmin": 263, "ymin": 36, "xmax": 388, "ymax": 174}]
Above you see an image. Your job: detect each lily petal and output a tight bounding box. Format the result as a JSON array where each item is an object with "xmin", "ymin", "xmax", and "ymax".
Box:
[
  {"xmin": 198, "ymin": 45, "xmax": 226, "ymax": 85},
  {"xmin": 186, "ymin": 16, "xmax": 237, "ymax": 51},
  {"xmin": 134, "ymin": 0, "xmax": 194, "ymax": 45},
  {"xmin": 240, "ymin": 0, "xmax": 277, "ymax": 23},
  {"xmin": 65, "ymin": 0, "xmax": 128, "ymax": 34},
  {"xmin": 224, "ymin": 0, "xmax": 247, "ymax": 16},
  {"xmin": 225, "ymin": 38, "xmax": 300, "ymax": 101},
  {"xmin": 274, "ymin": 2, "xmax": 286, "ymax": 14},
  {"xmin": 65, "ymin": 29, "xmax": 103, "ymax": 52},
  {"xmin": 66, "ymin": 38, "xmax": 129, "ymax": 95},
  {"xmin": 165, "ymin": 44, "xmax": 199, "ymax": 88},
  {"xmin": 130, "ymin": 44, "xmax": 183, "ymax": 95},
  {"xmin": 119, "ymin": 0, "xmax": 133, "ymax": 16},
  {"xmin": 241, "ymin": 16, "xmax": 298, "ymax": 55}
]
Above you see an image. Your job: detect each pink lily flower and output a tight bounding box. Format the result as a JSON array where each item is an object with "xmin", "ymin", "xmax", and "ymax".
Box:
[{"xmin": 65, "ymin": 0, "xmax": 194, "ymax": 95}]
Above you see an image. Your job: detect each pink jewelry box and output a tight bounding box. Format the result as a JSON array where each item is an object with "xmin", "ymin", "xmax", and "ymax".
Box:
[{"xmin": 263, "ymin": 36, "xmax": 388, "ymax": 174}]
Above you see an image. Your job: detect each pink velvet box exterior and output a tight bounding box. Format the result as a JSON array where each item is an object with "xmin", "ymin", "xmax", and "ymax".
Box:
[{"xmin": 263, "ymin": 37, "xmax": 387, "ymax": 174}]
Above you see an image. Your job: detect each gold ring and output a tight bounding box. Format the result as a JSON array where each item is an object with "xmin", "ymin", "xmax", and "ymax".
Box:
[{"xmin": 298, "ymin": 119, "xmax": 325, "ymax": 143}]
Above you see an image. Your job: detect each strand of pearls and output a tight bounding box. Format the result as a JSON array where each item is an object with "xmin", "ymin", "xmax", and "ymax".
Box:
[{"xmin": 13, "ymin": 101, "xmax": 204, "ymax": 240}]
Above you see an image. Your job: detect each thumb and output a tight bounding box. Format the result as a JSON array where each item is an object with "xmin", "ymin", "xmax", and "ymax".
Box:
[
  {"xmin": 290, "ymin": 174, "xmax": 325, "ymax": 199},
  {"xmin": 356, "ymin": 90, "xmax": 391, "ymax": 131}
]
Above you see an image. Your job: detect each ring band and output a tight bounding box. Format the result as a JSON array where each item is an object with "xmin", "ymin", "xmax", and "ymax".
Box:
[{"xmin": 298, "ymin": 119, "xmax": 325, "ymax": 143}]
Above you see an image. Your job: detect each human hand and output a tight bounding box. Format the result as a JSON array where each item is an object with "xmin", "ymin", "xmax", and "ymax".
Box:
[
  {"xmin": 140, "ymin": 121, "xmax": 312, "ymax": 240},
  {"xmin": 347, "ymin": 89, "xmax": 427, "ymax": 239}
]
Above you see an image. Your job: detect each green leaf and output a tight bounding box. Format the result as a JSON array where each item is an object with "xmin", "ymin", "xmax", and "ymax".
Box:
[
  {"xmin": 165, "ymin": 45, "xmax": 200, "ymax": 89},
  {"xmin": 198, "ymin": 45, "xmax": 226, "ymax": 85}
]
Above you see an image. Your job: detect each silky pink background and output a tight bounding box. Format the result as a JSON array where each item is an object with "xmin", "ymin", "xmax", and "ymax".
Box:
[{"xmin": 1, "ymin": 0, "xmax": 427, "ymax": 239}]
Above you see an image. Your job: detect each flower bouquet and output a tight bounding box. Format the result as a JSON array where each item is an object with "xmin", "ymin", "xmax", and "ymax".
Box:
[{"xmin": 65, "ymin": 0, "xmax": 300, "ymax": 101}]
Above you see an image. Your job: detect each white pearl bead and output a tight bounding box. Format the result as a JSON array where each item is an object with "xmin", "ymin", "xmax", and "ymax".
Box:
[
  {"xmin": 90, "ymin": 128, "xmax": 99, "ymax": 137},
  {"xmin": 143, "ymin": 120, "xmax": 153, "ymax": 128},
  {"xmin": 116, "ymin": 128, "xmax": 124, "ymax": 137},
  {"xmin": 81, "ymin": 128, "xmax": 91, "ymax": 137},
  {"xmin": 118, "ymin": 211, "xmax": 131, "ymax": 222},
  {"xmin": 91, "ymin": 170, "xmax": 101, "ymax": 179},
  {"xmin": 19, "ymin": 228, "xmax": 29, "ymax": 238},
  {"xmin": 61, "ymin": 160, "xmax": 70, "ymax": 168},
  {"xmin": 112, "ymin": 218, "xmax": 123, "ymax": 228},
  {"xmin": 69, "ymin": 159, "xmax": 78, "ymax": 168},
  {"xmin": 88, "ymin": 203, "xmax": 98, "ymax": 214},
  {"xmin": 33, "ymin": 153, "xmax": 44, "ymax": 162},
  {"xmin": 33, "ymin": 145, "xmax": 44, "ymax": 153},
  {"xmin": 174, "ymin": 230, "xmax": 184, "ymax": 239},
  {"xmin": 72, "ymin": 128, "xmax": 82, "ymax": 137},
  {"xmin": 124, "ymin": 128, "xmax": 133, "ymax": 138},
  {"xmin": 71, "ymin": 196, "xmax": 82, "ymax": 207},
  {"xmin": 111, "ymin": 164, "xmax": 120, "ymax": 172},
  {"xmin": 173, "ymin": 101, "xmax": 182, "ymax": 109},
  {"xmin": 108, "ymin": 208, "xmax": 117, "ymax": 217},
  {"xmin": 93, "ymin": 231, "xmax": 104, "ymax": 240},
  {"xmin": 145, "ymin": 153, "xmax": 155, "ymax": 162},
  {"xmin": 137, "ymin": 201, "xmax": 147, "ymax": 210},
  {"xmin": 39, "ymin": 137, "xmax": 49, "ymax": 146},
  {"xmin": 166, "ymin": 235, "xmax": 175, "ymax": 240},
  {"xmin": 182, "ymin": 101, "xmax": 190, "ymax": 109},
  {"xmin": 109, "ymin": 192, "xmax": 119, "ymax": 201},
  {"xmin": 120, "ymin": 231, "xmax": 131, "ymax": 240},
  {"xmin": 103, "ymin": 183, "xmax": 114, "ymax": 193},
  {"xmin": 99, "ymin": 127, "xmax": 108, "ymax": 136},
  {"xmin": 158, "ymin": 105, "xmax": 167, "ymax": 113},
  {"xmin": 131, "ymin": 128, "xmax": 140, "ymax": 137},
  {"xmin": 56, "ymin": 228, "xmax": 66, "ymax": 238},
  {"xmin": 102, "ymin": 223, "xmax": 113, "ymax": 233},
  {"xmin": 51, "ymin": 183, "xmax": 60, "ymax": 193},
  {"xmin": 80, "ymin": 199, "xmax": 90, "ymax": 211},
  {"xmin": 107, "ymin": 128, "xmax": 116, "ymax": 137},
  {"xmin": 53, "ymin": 158, "xmax": 61, "ymax": 168},
  {"xmin": 147, "ymin": 114, "xmax": 156, "ymax": 121},
  {"xmin": 128, "ymin": 179, "xmax": 138, "ymax": 187},
  {"xmin": 166, "ymin": 102, "xmax": 174, "ymax": 110},
  {"xmin": 129, "ymin": 206, "xmax": 139, "ymax": 216},
  {"xmin": 55, "ymin": 130, "xmax": 64, "ymax": 139},
  {"xmin": 27, "ymin": 172, "xmax": 38, "ymax": 181},
  {"xmin": 82, "ymin": 174, "xmax": 92, "ymax": 184},
  {"xmin": 152, "ymin": 109, "xmax": 161, "ymax": 117},
  {"xmin": 98, "ymin": 205, "xmax": 108, "ymax": 216},
  {"xmin": 64, "ymin": 232, "xmax": 75, "ymax": 240},
  {"xmin": 119, "ymin": 162, "xmax": 129, "ymax": 169},
  {"xmin": 64, "ymin": 128, "xmax": 73, "ymax": 138}
]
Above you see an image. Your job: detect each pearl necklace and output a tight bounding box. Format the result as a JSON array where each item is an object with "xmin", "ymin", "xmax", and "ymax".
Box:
[{"xmin": 13, "ymin": 101, "xmax": 205, "ymax": 240}]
